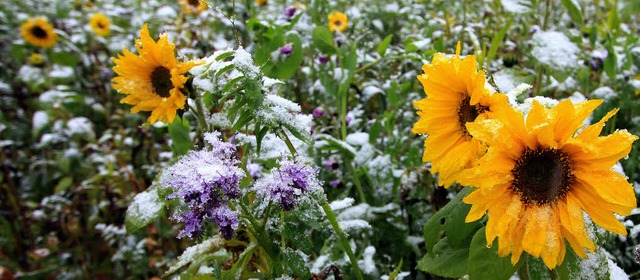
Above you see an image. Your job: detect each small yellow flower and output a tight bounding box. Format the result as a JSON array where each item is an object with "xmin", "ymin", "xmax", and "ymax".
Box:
[
  {"xmin": 111, "ymin": 24, "xmax": 203, "ymax": 124},
  {"xmin": 412, "ymin": 43, "xmax": 508, "ymax": 187},
  {"xmin": 89, "ymin": 13, "xmax": 111, "ymax": 37},
  {"xmin": 459, "ymin": 99, "xmax": 638, "ymax": 269},
  {"xmin": 328, "ymin": 12, "xmax": 348, "ymax": 32},
  {"xmin": 21, "ymin": 17, "xmax": 57, "ymax": 48},
  {"xmin": 255, "ymin": 0, "xmax": 267, "ymax": 6},
  {"xmin": 28, "ymin": 53, "xmax": 45, "ymax": 66},
  {"xmin": 179, "ymin": 0, "xmax": 207, "ymax": 15}
]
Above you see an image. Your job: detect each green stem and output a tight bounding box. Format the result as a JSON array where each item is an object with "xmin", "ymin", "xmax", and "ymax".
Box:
[
  {"xmin": 320, "ymin": 201, "xmax": 364, "ymax": 280},
  {"xmin": 279, "ymin": 129, "xmax": 298, "ymax": 157},
  {"xmin": 340, "ymin": 86, "xmax": 348, "ymax": 141},
  {"xmin": 356, "ymin": 55, "xmax": 414, "ymax": 74},
  {"xmin": 239, "ymin": 202, "xmax": 282, "ymax": 274},
  {"xmin": 346, "ymin": 160, "xmax": 367, "ymax": 204},
  {"xmin": 194, "ymin": 94, "xmax": 210, "ymax": 133}
]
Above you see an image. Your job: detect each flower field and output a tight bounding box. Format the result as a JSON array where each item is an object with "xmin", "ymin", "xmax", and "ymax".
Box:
[{"xmin": 1, "ymin": 0, "xmax": 640, "ymax": 279}]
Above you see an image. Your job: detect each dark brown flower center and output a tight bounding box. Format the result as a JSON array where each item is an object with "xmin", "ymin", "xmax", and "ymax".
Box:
[
  {"xmin": 150, "ymin": 67, "xmax": 173, "ymax": 98},
  {"xmin": 97, "ymin": 21, "xmax": 105, "ymax": 29},
  {"xmin": 457, "ymin": 95, "xmax": 487, "ymax": 138},
  {"xmin": 334, "ymin": 20, "xmax": 342, "ymax": 27},
  {"xmin": 188, "ymin": 0, "xmax": 200, "ymax": 6},
  {"xmin": 510, "ymin": 148, "xmax": 574, "ymax": 205},
  {"xmin": 31, "ymin": 26, "xmax": 48, "ymax": 39}
]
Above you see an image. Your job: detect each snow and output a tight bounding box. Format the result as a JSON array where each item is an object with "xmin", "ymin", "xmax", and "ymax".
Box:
[
  {"xmin": 608, "ymin": 259, "xmax": 629, "ymax": 280},
  {"xmin": 359, "ymin": 246, "xmax": 378, "ymax": 276},
  {"xmin": 32, "ymin": 111, "xmax": 49, "ymax": 131},
  {"xmin": 501, "ymin": 0, "xmax": 531, "ymax": 13},
  {"xmin": 339, "ymin": 219, "xmax": 371, "ymax": 233},
  {"xmin": 362, "ymin": 86, "xmax": 384, "ymax": 101},
  {"xmin": 330, "ymin": 197, "xmax": 355, "ymax": 211},
  {"xmin": 166, "ymin": 236, "xmax": 225, "ymax": 274},
  {"xmin": 531, "ymin": 31, "xmax": 580, "ymax": 72},
  {"xmin": 66, "ymin": 117, "xmax": 94, "ymax": 138},
  {"xmin": 50, "ymin": 65, "xmax": 74, "ymax": 79},
  {"xmin": 232, "ymin": 47, "xmax": 260, "ymax": 78},
  {"xmin": 156, "ymin": 6, "xmax": 177, "ymax": 18},
  {"xmin": 591, "ymin": 86, "xmax": 617, "ymax": 101},
  {"xmin": 127, "ymin": 187, "xmax": 163, "ymax": 224},
  {"xmin": 346, "ymin": 132, "xmax": 369, "ymax": 146}
]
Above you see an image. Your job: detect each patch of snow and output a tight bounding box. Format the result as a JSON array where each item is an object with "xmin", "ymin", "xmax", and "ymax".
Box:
[
  {"xmin": 166, "ymin": 236, "xmax": 225, "ymax": 274},
  {"xmin": 531, "ymin": 31, "xmax": 579, "ymax": 72},
  {"xmin": 346, "ymin": 132, "xmax": 369, "ymax": 146},
  {"xmin": 330, "ymin": 197, "xmax": 355, "ymax": 211},
  {"xmin": 591, "ymin": 86, "xmax": 617, "ymax": 101},
  {"xmin": 32, "ymin": 111, "xmax": 49, "ymax": 131},
  {"xmin": 501, "ymin": 0, "xmax": 531, "ymax": 13}
]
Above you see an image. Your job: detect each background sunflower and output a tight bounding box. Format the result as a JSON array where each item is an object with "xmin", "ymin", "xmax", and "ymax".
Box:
[
  {"xmin": 328, "ymin": 12, "xmax": 348, "ymax": 32},
  {"xmin": 20, "ymin": 17, "xmax": 57, "ymax": 48},
  {"xmin": 89, "ymin": 13, "xmax": 110, "ymax": 37}
]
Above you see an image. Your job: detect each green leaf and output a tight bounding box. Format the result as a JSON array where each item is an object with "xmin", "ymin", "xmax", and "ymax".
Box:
[
  {"xmin": 444, "ymin": 198, "xmax": 482, "ymax": 248},
  {"xmin": 168, "ymin": 116, "xmax": 193, "ymax": 157},
  {"xmin": 125, "ymin": 186, "xmax": 164, "ymax": 233},
  {"xmin": 312, "ymin": 26, "xmax": 337, "ymax": 54},
  {"xmin": 54, "ymin": 176, "xmax": 73, "ymax": 193},
  {"xmin": 267, "ymin": 33, "xmax": 304, "ymax": 79},
  {"xmin": 284, "ymin": 249, "xmax": 311, "ymax": 279},
  {"xmin": 232, "ymin": 109, "xmax": 254, "ymax": 130},
  {"xmin": 52, "ymin": 51, "xmax": 80, "ymax": 67},
  {"xmin": 604, "ymin": 35, "xmax": 617, "ymax": 80},
  {"xmin": 222, "ymin": 76, "xmax": 244, "ymax": 93},
  {"xmin": 468, "ymin": 228, "xmax": 520, "ymax": 280},
  {"xmin": 423, "ymin": 187, "xmax": 472, "ymax": 254},
  {"xmin": 486, "ymin": 17, "xmax": 513, "ymax": 67},
  {"xmin": 523, "ymin": 256, "xmax": 553, "ymax": 280},
  {"xmin": 255, "ymin": 125, "xmax": 269, "ymax": 155},
  {"xmin": 560, "ymin": 0, "xmax": 583, "ymax": 27},
  {"xmin": 377, "ymin": 34, "xmax": 393, "ymax": 56},
  {"xmin": 284, "ymin": 223, "xmax": 314, "ymax": 255},
  {"xmin": 416, "ymin": 237, "xmax": 469, "ymax": 278},
  {"xmin": 555, "ymin": 246, "xmax": 579, "ymax": 280}
]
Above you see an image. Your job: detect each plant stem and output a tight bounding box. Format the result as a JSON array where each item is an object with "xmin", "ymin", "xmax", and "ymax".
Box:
[
  {"xmin": 279, "ymin": 129, "xmax": 298, "ymax": 157},
  {"xmin": 320, "ymin": 201, "xmax": 364, "ymax": 280},
  {"xmin": 239, "ymin": 202, "xmax": 283, "ymax": 275},
  {"xmin": 346, "ymin": 160, "xmax": 367, "ymax": 204},
  {"xmin": 194, "ymin": 94, "xmax": 210, "ymax": 133}
]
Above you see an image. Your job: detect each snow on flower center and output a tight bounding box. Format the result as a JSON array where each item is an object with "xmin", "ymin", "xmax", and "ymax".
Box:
[
  {"xmin": 457, "ymin": 95, "xmax": 487, "ymax": 138},
  {"xmin": 510, "ymin": 147, "xmax": 574, "ymax": 205},
  {"xmin": 150, "ymin": 67, "xmax": 174, "ymax": 98}
]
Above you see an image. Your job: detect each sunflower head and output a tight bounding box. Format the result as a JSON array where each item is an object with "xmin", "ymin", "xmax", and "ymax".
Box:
[
  {"xmin": 459, "ymin": 99, "xmax": 638, "ymax": 269},
  {"xmin": 89, "ymin": 13, "xmax": 111, "ymax": 37},
  {"xmin": 21, "ymin": 17, "xmax": 57, "ymax": 48},
  {"xmin": 111, "ymin": 24, "xmax": 203, "ymax": 124},
  {"xmin": 28, "ymin": 53, "xmax": 46, "ymax": 67},
  {"xmin": 412, "ymin": 43, "xmax": 508, "ymax": 187},
  {"xmin": 179, "ymin": 0, "xmax": 208, "ymax": 15},
  {"xmin": 255, "ymin": 0, "xmax": 267, "ymax": 6},
  {"xmin": 328, "ymin": 12, "xmax": 348, "ymax": 32}
]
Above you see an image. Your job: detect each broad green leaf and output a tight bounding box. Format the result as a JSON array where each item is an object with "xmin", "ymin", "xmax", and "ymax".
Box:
[
  {"xmin": 486, "ymin": 17, "xmax": 513, "ymax": 67},
  {"xmin": 555, "ymin": 246, "xmax": 578, "ymax": 280},
  {"xmin": 444, "ymin": 198, "xmax": 482, "ymax": 248},
  {"xmin": 604, "ymin": 35, "xmax": 617, "ymax": 80},
  {"xmin": 125, "ymin": 186, "xmax": 164, "ymax": 233},
  {"xmin": 423, "ymin": 187, "xmax": 472, "ymax": 255},
  {"xmin": 168, "ymin": 116, "xmax": 193, "ymax": 156},
  {"xmin": 377, "ymin": 34, "xmax": 393, "ymax": 56},
  {"xmin": 268, "ymin": 33, "xmax": 304, "ymax": 79},
  {"xmin": 284, "ymin": 249, "xmax": 311, "ymax": 279},
  {"xmin": 560, "ymin": 0, "xmax": 583, "ymax": 28},
  {"xmin": 468, "ymin": 228, "xmax": 520, "ymax": 280},
  {"xmin": 284, "ymin": 222, "xmax": 314, "ymax": 255},
  {"xmin": 54, "ymin": 176, "xmax": 73, "ymax": 193},
  {"xmin": 232, "ymin": 109, "xmax": 254, "ymax": 130},
  {"xmin": 52, "ymin": 51, "xmax": 80, "ymax": 67},
  {"xmin": 312, "ymin": 26, "xmax": 337, "ymax": 54},
  {"xmin": 416, "ymin": 237, "xmax": 469, "ymax": 278}
]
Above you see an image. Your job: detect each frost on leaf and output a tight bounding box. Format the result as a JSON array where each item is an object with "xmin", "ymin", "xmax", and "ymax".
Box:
[
  {"xmin": 125, "ymin": 185, "xmax": 164, "ymax": 233},
  {"xmin": 165, "ymin": 236, "xmax": 225, "ymax": 276}
]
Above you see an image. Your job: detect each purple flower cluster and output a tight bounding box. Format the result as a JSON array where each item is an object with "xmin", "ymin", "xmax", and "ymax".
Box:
[
  {"xmin": 163, "ymin": 132, "xmax": 244, "ymax": 240},
  {"xmin": 257, "ymin": 157, "xmax": 320, "ymax": 211}
]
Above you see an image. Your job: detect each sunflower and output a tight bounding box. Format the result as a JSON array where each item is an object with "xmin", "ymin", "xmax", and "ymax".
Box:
[
  {"xmin": 255, "ymin": 0, "xmax": 267, "ymax": 6},
  {"xmin": 328, "ymin": 12, "xmax": 348, "ymax": 32},
  {"xmin": 412, "ymin": 43, "xmax": 507, "ymax": 187},
  {"xmin": 111, "ymin": 24, "xmax": 202, "ymax": 124},
  {"xmin": 458, "ymin": 99, "xmax": 638, "ymax": 269},
  {"xmin": 89, "ymin": 13, "xmax": 111, "ymax": 37},
  {"xmin": 28, "ymin": 53, "xmax": 46, "ymax": 66},
  {"xmin": 179, "ymin": 0, "xmax": 207, "ymax": 14},
  {"xmin": 21, "ymin": 17, "xmax": 57, "ymax": 48}
]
